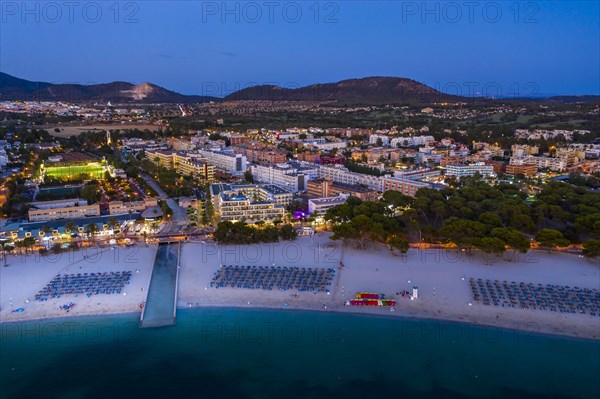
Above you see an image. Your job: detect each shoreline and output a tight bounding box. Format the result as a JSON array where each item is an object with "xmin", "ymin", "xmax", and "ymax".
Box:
[
  {"xmin": 2, "ymin": 299, "xmax": 599, "ymax": 342},
  {"xmin": 1, "ymin": 237, "xmax": 599, "ymax": 341}
]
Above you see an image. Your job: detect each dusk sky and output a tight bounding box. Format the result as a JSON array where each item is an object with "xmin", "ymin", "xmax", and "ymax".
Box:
[{"xmin": 1, "ymin": 1, "xmax": 599, "ymax": 97}]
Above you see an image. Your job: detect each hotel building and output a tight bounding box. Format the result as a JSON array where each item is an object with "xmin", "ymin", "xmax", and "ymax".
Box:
[
  {"xmin": 308, "ymin": 195, "xmax": 349, "ymax": 216},
  {"xmin": 108, "ymin": 198, "xmax": 159, "ymax": 215},
  {"xmin": 380, "ymin": 177, "xmax": 431, "ymax": 197},
  {"xmin": 28, "ymin": 201, "xmax": 101, "ymax": 222},
  {"xmin": 196, "ymin": 149, "xmax": 247, "ymax": 177},
  {"xmin": 317, "ymin": 165, "xmax": 383, "ymax": 191},
  {"xmin": 444, "ymin": 163, "xmax": 495, "ymax": 177}
]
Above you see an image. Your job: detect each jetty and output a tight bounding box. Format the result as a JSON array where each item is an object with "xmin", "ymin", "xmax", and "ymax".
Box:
[{"xmin": 140, "ymin": 242, "xmax": 181, "ymax": 328}]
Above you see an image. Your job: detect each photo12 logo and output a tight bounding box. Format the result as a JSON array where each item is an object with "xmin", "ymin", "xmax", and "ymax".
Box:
[
  {"xmin": 434, "ymin": 81, "xmax": 540, "ymax": 99},
  {"xmin": 1, "ymin": 1, "xmax": 140, "ymax": 24},
  {"xmin": 200, "ymin": 1, "xmax": 340, "ymax": 24},
  {"xmin": 400, "ymin": 1, "xmax": 540, "ymax": 24}
]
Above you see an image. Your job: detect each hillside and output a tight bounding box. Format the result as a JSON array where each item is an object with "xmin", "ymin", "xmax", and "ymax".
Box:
[
  {"xmin": 0, "ymin": 73, "xmax": 216, "ymax": 104},
  {"xmin": 224, "ymin": 76, "xmax": 464, "ymax": 104}
]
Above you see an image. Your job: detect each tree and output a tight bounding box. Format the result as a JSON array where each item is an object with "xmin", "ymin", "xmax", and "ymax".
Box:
[
  {"xmin": 85, "ymin": 223, "xmax": 99, "ymax": 241},
  {"xmin": 431, "ymin": 200, "xmax": 447, "ymax": 224},
  {"xmin": 51, "ymin": 243, "xmax": 63, "ymax": 254},
  {"xmin": 491, "ymin": 227, "xmax": 530, "ymax": 256},
  {"xmin": 388, "ymin": 235, "xmax": 409, "ymax": 255},
  {"xmin": 279, "ymin": 224, "xmax": 298, "ymax": 241},
  {"xmin": 438, "ymin": 217, "xmax": 486, "ymax": 250},
  {"xmin": 23, "ymin": 237, "xmax": 36, "ymax": 253},
  {"xmin": 1, "ymin": 242, "xmax": 14, "ymax": 266},
  {"xmin": 478, "ymin": 212, "xmax": 503, "ymax": 229},
  {"xmin": 80, "ymin": 184, "xmax": 101, "ymax": 204},
  {"xmin": 474, "ymin": 237, "xmax": 506, "ymax": 264},
  {"xmin": 382, "ymin": 190, "xmax": 413, "ymax": 209},
  {"xmin": 582, "ymin": 240, "xmax": 600, "ymax": 260},
  {"xmin": 535, "ymin": 228, "xmax": 570, "ymax": 249},
  {"xmin": 244, "ymin": 170, "xmax": 254, "ymax": 183},
  {"xmin": 351, "ymin": 214, "xmax": 374, "ymax": 250},
  {"xmin": 65, "ymin": 221, "xmax": 77, "ymax": 234},
  {"xmin": 331, "ymin": 222, "xmax": 359, "ymax": 247},
  {"xmin": 108, "ymin": 217, "xmax": 120, "ymax": 234}
]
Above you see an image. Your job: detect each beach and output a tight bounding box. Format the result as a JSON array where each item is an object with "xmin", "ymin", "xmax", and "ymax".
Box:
[
  {"xmin": 0, "ymin": 246, "xmax": 154, "ymax": 322},
  {"xmin": 1, "ymin": 235, "xmax": 599, "ymax": 339}
]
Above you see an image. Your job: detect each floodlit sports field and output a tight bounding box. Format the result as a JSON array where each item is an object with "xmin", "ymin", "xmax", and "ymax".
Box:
[{"xmin": 44, "ymin": 163, "xmax": 105, "ymax": 180}]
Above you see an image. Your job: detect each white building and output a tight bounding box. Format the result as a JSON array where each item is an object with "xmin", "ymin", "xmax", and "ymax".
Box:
[
  {"xmin": 312, "ymin": 141, "xmax": 348, "ymax": 151},
  {"xmin": 369, "ymin": 134, "xmax": 390, "ymax": 146},
  {"xmin": 445, "ymin": 163, "xmax": 495, "ymax": 177},
  {"xmin": 308, "ymin": 195, "xmax": 349, "ymax": 216},
  {"xmin": 214, "ymin": 184, "xmax": 291, "ymax": 223},
  {"xmin": 390, "ymin": 135, "xmax": 435, "ymax": 148},
  {"xmin": 510, "ymin": 156, "xmax": 567, "ymax": 172},
  {"xmin": 249, "ymin": 163, "xmax": 316, "ymax": 193},
  {"xmin": 317, "ymin": 165, "xmax": 383, "ymax": 191},
  {"xmin": 196, "ymin": 149, "xmax": 247, "ymax": 176}
]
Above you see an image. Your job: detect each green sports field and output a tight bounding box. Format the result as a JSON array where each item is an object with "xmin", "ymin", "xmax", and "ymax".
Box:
[{"xmin": 44, "ymin": 163, "xmax": 105, "ymax": 180}]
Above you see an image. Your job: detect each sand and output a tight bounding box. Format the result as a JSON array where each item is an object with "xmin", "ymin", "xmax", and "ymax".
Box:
[
  {"xmin": 0, "ymin": 246, "xmax": 155, "ymax": 322},
  {"xmin": 2, "ymin": 235, "xmax": 599, "ymax": 340}
]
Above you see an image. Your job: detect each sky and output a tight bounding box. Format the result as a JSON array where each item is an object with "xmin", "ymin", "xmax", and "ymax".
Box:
[{"xmin": 1, "ymin": 1, "xmax": 599, "ymax": 97}]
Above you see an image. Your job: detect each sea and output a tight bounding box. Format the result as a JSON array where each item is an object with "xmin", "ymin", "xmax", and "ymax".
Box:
[{"xmin": 1, "ymin": 308, "xmax": 599, "ymax": 399}]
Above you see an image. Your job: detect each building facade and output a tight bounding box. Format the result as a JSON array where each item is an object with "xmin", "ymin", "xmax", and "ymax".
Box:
[
  {"xmin": 108, "ymin": 198, "xmax": 159, "ymax": 215},
  {"xmin": 196, "ymin": 149, "xmax": 247, "ymax": 176},
  {"xmin": 445, "ymin": 163, "xmax": 495, "ymax": 177},
  {"xmin": 380, "ymin": 177, "xmax": 430, "ymax": 197},
  {"xmin": 28, "ymin": 203, "xmax": 101, "ymax": 222},
  {"xmin": 308, "ymin": 195, "xmax": 349, "ymax": 216},
  {"xmin": 317, "ymin": 165, "xmax": 383, "ymax": 191}
]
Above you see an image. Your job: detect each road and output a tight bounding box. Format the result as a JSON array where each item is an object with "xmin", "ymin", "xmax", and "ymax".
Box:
[{"xmin": 141, "ymin": 173, "xmax": 188, "ymax": 234}]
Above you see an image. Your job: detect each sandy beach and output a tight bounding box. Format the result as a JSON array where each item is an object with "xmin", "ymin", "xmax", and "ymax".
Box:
[
  {"xmin": 0, "ymin": 246, "xmax": 155, "ymax": 322},
  {"xmin": 1, "ymin": 235, "xmax": 599, "ymax": 339}
]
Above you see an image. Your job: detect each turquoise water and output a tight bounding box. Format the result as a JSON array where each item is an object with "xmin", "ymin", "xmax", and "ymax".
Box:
[{"xmin": 1, "ymin": 309, "xmax": 599, "ymax": 399}]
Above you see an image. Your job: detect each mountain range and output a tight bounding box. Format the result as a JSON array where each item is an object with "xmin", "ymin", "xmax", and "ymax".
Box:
[
  {"xmin": 1, "ymin": 72, "xmax": 597, "ymax": 105},
  {"xmin": 0, "ymin": 73, "xmax": 215, "ymax": 104}
]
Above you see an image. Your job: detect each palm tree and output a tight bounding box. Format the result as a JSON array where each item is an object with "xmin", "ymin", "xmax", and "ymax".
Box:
[
  {"xmin": 23, "ymin": 237, "xmax": 36, "ymax": 253},
  {"xmin": 65, "ymin": 221, "xmax": 77, "ymax": 235},
  {"xmin": 85, "ymin": 223, "xmax": 99, "ymax": 242},
  {"xmin": 108, "ymin": 217, "xmax": 120, "ymax": 235},
  {"xmin": 2, "ymin": 241, "xmax": 14, "ymax": 266}
]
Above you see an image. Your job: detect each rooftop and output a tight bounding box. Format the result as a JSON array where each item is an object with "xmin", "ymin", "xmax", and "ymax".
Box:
[{"xmin": 309, "ymin": 196, "xmax": 348, "ymax": 206}]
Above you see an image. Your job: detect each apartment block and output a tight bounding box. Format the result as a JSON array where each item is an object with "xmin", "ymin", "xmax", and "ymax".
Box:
[
  {"xmin": 216, "ymin": 186, "xmax": 287, "ymax": 223},
  {"xmin": 308, "ymin": 195, "xmax": 349, "ymax": 216},
  {"xmin": 108, "ymin": 198, "xmax": 159, "ymax": 215},
  {"xmin": 28, "ymin": 203, "xmax": 101, "ymax": 222},
  {"xmin": 505, "ymin": 164, "xmax": 538, "ymax": 177},
  {"xmin": 381, "ymin": 177, "xmax": 431, "ymax": 197},
  {"xmin": 249, "ymin": 163, "xmax": 315, "ymax": 193},
  {"xmin": 233, "ymin": 143, "xmax": 287, "ymax": 164},
  {"xmin": 146, "ymin": 150, "xmax": 215, "ymax": 181},
  {"xmin": 445, "ymin": 163, "xmax": 495, "ymax": 177},
  {"xmin": 317, "ymin": 165, "xmax": 383, "ymax": 191},
  {"xmin": 306, "ymin": 179, "xmax": 378, "ymax": 201},
  {"xmin": 196, "ymin": 149, "xmax": 247, "ymax": 177}
]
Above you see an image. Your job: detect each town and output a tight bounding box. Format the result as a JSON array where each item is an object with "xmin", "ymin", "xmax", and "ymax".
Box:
[{"xmin": 0, "ymin": 98, "xmax": 599, "ymax": 260}]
